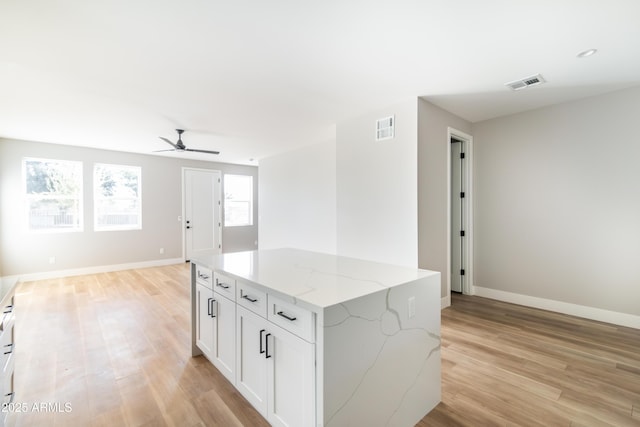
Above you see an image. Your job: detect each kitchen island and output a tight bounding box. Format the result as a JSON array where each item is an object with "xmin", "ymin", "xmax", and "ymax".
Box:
[{"xmin": 191, "ymin": 248, "xmax": 441, "ymax": 427}]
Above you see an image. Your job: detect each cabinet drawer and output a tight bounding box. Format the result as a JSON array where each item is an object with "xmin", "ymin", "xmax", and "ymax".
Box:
[
  {"xmin": 237, "ymin": 281, "xmax": 267, "ymax": 317},
  {"xmin": 195, "ymin": 265, "xmax": 213, "ymax": 289},
  {"xmin": 213, "ymin": 272, "xmax": 236, "ymax": 301},
  {"xmin": 0, "ymin": 313, "xmax": 14, "ymax": 375},
  {"xmin": 268, "ymin": 295, "xmax": 315, "ymax": 343}
]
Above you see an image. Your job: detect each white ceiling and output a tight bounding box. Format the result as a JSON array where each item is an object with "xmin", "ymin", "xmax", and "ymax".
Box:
[{"xmin": 1, "ymin": 1, "xmax": 639, "ymax": 165}]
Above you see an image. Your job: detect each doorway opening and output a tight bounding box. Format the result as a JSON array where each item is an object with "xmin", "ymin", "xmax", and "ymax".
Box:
[{"xmin": 448, "ymin": 128, "xmax": 473, "ymax": 298}]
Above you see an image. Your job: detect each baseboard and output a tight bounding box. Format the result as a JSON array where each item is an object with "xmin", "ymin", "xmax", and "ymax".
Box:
[
  {"xmin": 3, "ymin": 257, "xmax": 185, "ymax": 284},
  {"xmin": 441, "ymin": 295, "xmax": 451, "ymax": 309},
  {"xmin": 474, "ymin": 286, "xmax": 640, "ymax": 330}
]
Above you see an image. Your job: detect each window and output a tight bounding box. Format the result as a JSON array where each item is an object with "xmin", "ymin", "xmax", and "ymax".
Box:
[
  {"xmin": 24, "ymin": 158, "xmax": 83, "ymax": 232},
  {"xmin": 94, "ymin": 163, "xmax": 141, "ymax": 231},
  {"xmin": 224, "ymin": 174, "xmax": 253, "ymax": 226}
]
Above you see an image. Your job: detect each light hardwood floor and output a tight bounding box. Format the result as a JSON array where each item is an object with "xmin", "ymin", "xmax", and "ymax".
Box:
[{"xmin": 7, "ymin": 264, "xmax": 640, "ymax": 426}]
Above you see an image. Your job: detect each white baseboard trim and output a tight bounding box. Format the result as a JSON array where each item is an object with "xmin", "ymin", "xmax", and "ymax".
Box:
[
  {"xmin": 441, "ymin": 295, "xmax": 451, "ymax": 309},
  {"xmin": 4, "ymin": 258, "xmax": 185, "ymax": 284},
  {"xmin": 474, "ymin": 286, "xmax": 640, "ymax": 330}
]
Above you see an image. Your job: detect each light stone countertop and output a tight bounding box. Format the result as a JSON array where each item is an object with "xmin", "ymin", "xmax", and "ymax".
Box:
[{"xmin": 191, "ymin": 248, "xmax": 439, "ymax": 309}]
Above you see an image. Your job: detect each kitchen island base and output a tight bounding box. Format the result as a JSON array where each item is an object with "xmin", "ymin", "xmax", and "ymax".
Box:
[{"xmin": 191, "ymin": 249, "xmax": 441, "ymax": 427}]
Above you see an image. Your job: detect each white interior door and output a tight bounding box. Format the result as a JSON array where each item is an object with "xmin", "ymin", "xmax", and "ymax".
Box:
[
  {"xmin": 451, "ymin": 139, "xmax": 465, "ymax": 293},
  {"xmin": 184, "ymin": 168, "xmax": 222, "ymax": 261}
]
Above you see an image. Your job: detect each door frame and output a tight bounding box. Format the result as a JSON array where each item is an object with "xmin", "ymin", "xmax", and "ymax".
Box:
[
  {"xmin": 182, "ymin": 167, "xmax": 223, "ymax": 261},
  {"xmin": 447, "ymin": 127, "xmax": 474, "ymax": 297}
]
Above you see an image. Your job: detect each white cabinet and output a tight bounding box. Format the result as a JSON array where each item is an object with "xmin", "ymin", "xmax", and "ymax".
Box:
[
  {"xmin": 195, "ymin": 283, "xmax": 215, "ymax": 359},
  {"xmin": 267, "ymin": 317, "xmax": 315, "ymax": 427},
  {"xmin": 0, "ymin": 290, "xmax": 16, "ymax": 427},
  {"xmin": 236, "ymin": 306, "xmax": 315, "ymax": 427},
  {"xmin": 192, "ymin": 261, "xmax": 316, "ymax": 426},
  {"xmin": 236, "ymin": 306, "xmax": 268, "ymax": 413},
  {"xmin": 194, "ymin": 266, "xmax": 237, "ymax": 385},
  {"xmin": 211, "ymin": 289, "xmax": 235, "ymax": 383}
]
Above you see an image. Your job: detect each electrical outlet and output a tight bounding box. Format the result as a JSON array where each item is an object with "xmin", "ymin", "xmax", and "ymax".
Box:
[
  {"xmin": 159, "ymin": 247, "xmax": 165, "ymax": 254},
  {"xmin": 408, "ymin": 296, "xmax": 416, "ymax": 318},
  {"xmin": 49, "ymin": 256, "xmax": 56, "ymax": 265}
]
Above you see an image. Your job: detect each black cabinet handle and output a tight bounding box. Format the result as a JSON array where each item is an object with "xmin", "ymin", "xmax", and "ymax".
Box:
[
  {"xmin": 4, "ymin": 343, "xmax": 13, "ymax": 355},
  {"xmin": 207, "ymin": 298, "xmax": 213, "ymax": 316},
  {"xmin": 242, "ymin": 294, "xmax": 258, "ymax": 303},
  {"xmin": 259, "ymin": 329, "xmax": 266, "ymax": 354},
  {"xmin": 265, "ymin": 333, "xmax": 272, "ymax": 359},
  {"xmin": 216, "ymin": 281, "xmax": 230, "ymax": 289},
  {"xmin": 277, "ymin": 311, "xmax": 297, "ymax": 322},
  {"xmin": 210, "ymin": 299, "xmax": 216, "ymax": 318},
  {"xmin": 199, "ymin": 273, "xmax": 209, "ymax": 280}
]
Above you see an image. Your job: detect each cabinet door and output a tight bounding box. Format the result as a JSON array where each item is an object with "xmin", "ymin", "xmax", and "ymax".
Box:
[
  {"xmin": 212, "ymin": 293, "xmax": 236, "ymax": 384},
  {"xmin": 267, "ymin": 323, "xmax": 315, "ymax": 427},
  {"xmin": 196, "ymin": 283, "xmax": 215, "ymax": 359},
  {"xmin": 236, "ymin": 306, "xmax": 268, "ymax": 416}
]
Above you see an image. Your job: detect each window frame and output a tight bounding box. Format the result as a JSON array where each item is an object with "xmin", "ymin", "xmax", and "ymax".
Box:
[
  {"xmin": 23, "ymin": 157, "xmax": 84, "ymax": 233},
  {"xmin": 93, "ymin": 163, "xmax": 142, "ymax": 232},
  {"xmin": 223, "ymin": 174, "xmax": 254, "ymax": 227}
]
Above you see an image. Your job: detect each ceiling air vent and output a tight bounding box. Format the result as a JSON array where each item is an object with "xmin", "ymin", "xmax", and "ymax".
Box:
[{"xmin": 505, "ymin": 74, "xmax": 546, "ymax": 91}]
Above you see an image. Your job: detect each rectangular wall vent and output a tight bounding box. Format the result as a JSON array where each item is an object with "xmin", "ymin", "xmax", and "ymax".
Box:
[
  {"xmin": 376, "ymin": 115, "xmax": 395, "ymax": 141},
  {"xmin": 505, "ymin": 74, "xmax": 546, "ymax": 91}
]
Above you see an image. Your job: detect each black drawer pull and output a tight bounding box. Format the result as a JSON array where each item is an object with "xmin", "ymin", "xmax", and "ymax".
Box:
[
  {"xmin": 207, "ymin": 298, "xmax": 213, "ymax": 316},
  {"xmin": 216, "ymin": 281, "xmax": 230, "ymax": 289},
  {"xmin": 259, "ymin": 329, "xmax": 266, "ymax": 354},
  {"xmin": 198, "ymin": 273, "xmax": 210, "ymax": 280},
  {"xmin": 242, "ymin": 294, "xmax": 258, "ymax": 303},
  {"xmin": 265, "ymin": 333, "xmax": 272, "ymax": 359},
  {"xmin": 277, "ymin": 311, "xmax": 297, "ymax": 322}
]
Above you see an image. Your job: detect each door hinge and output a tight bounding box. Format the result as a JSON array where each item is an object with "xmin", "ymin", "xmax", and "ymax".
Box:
[
  {"xmin": 460, "ymin": 152, "xmax": 465, "ymax": 159},
  {"xmin": 460, "ymin": 230, "xmax": 465, "ymax": 237},
  {"xmin": 460, "ymin": 269, "xmax": 465, "ymax": 276},
  {"xmin": 460, "ymin": 191, "xmax": 465, "ymax": 198}
]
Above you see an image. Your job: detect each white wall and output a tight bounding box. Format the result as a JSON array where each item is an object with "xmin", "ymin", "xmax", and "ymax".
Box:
[
  {"xmin": 472, "ymin": 86, "xmax": 640, "ymax": 317},
  {"xmin": 418, "ymin": 98, "xmax": 472, "ymax": 298},
  {"xmin": 258, "ymin": 140, "xmax": 337, "ymax": 254},
  {"xmin": 0, "ymin": 138, "xmax": 258, "ymax": 277},
  {"xmin": 336, "ymin": 98, "xmax": 418, "ymax": 267}
]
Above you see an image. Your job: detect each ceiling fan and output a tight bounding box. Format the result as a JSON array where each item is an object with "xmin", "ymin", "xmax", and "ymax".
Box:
[{"xmin": 157, "ymin": 129, "xmax": 220, "ymax": 155}]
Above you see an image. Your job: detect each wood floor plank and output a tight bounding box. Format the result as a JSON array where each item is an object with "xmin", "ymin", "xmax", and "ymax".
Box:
[{"xmin": 8, "ymin": 266, "xmax": 640, "ymax": 426}]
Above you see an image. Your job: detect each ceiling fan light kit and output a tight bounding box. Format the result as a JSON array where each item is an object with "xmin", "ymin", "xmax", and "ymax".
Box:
[{"xmin": 156, "ymin": 129, "xmax": 220, "ymax": 155}]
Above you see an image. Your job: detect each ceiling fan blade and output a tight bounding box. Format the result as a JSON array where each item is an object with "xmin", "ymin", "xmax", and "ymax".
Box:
[
  {"xmin": 185, "ymin": 148, "xmax": 220, "ymax": 155},
  {"xmin": 159, "ymin": 136, "xmax": 178, "ymax": 149}
]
